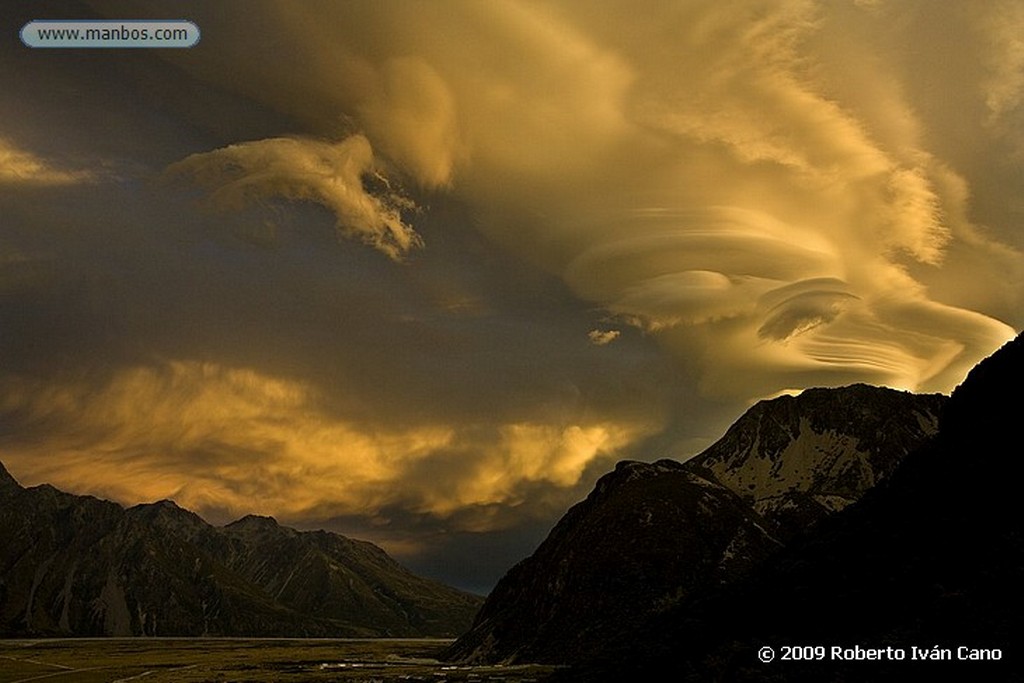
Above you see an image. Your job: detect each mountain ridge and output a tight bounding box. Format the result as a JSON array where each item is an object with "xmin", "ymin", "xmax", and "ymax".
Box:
[
  {"xmin": 447, "ymin": 383, "xmax": 946, "ymax": 664},
  {"xmin": 566, "ymin": 332, "xmax": 1024, "ymax": 681},
  {"xmin": 0, "ymin": 467, "xmax": 482, "ymax": 638}
]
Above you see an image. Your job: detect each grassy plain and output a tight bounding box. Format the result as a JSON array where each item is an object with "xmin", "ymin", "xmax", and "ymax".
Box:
[{"xmin": 0, "ymin": 638, "xmax": 556, "ymax": 682}]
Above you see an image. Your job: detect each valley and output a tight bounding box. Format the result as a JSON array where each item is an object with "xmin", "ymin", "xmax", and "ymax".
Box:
[{"xmin": 0, "ymin": 638, "xmax": 557, "ymax": 683}]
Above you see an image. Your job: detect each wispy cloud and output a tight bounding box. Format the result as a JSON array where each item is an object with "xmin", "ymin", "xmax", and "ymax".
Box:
[
  {"xmin": 0, "ymin": 138, "xmax": 94, "ymax": 186},
  {"xmin": 168, "ymin": 135, "xmax": 421, "ymax": 259},
  {"xmin": 588, "ymin": 329, "xmax": 620, "ymax": 346}
]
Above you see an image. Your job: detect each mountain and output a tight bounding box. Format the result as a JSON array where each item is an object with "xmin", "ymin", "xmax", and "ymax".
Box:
[
  {"xmin": 565, "ymin": 332, "xmax": 1024, "ymax": 681},
  {"xmin": 448, "ymin": 460, "xmax": 781, "ymax": 664},
  {"xmin": 0, "ymin": 470, "xmax": 482, "ymax": 637},
  {"xmin": 447, "ymin": 384, "xmax": 945, "ymax": 665},
  {"xmin": 692, "ymin": 384, "xmax": 945, "ymax": 535}
]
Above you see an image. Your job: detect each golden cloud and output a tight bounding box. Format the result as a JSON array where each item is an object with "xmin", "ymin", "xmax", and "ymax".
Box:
[
  {"xmin": 588, "ymin": 329, "xmax": 620, "ymax": 346},
  {"xmin": 167, "ymin": 135, "xmax": 421, "ymax": 259},
  {"xmin": 1, "ymin": 360, "xmax": 654, "ymax": 528},
  {"xmin": 134, "ymin": 0, "xmax": 1021, "ymax": 398},
  {"xmin": 0, "ymin": 138, "xmax": 94, "ymax": 186}
]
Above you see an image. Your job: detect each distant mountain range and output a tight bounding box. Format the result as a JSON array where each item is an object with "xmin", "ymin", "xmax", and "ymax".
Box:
[
  {"xmin": 448, "ymin": 334, "xmax": 1023, "ymax": 681},
  {"xmin": 0, "ymin": 469, "xmax": 482, "ymax": 638}
]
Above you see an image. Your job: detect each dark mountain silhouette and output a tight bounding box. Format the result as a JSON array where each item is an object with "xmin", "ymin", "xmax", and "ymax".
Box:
[
  {"xmin": 0, "ymin": 469, "xmax": 482, "ymax": 637},
  {"xmin": 562, "ymin": 332, "xmax": 1024, "ymax": 681},
  {"xmin": 447, "ymin": 384, "xmax": 945, "ymax": 665}
]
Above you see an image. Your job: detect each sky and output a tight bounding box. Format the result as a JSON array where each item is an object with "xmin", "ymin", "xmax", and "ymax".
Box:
[{"xmin": 1, "ymin": 0, "xmax": 1021, "ymax": 594}]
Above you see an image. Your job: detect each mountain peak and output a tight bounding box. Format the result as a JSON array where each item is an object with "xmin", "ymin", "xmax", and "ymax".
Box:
[
  {"xmin": 0, "ymin": 461, "xmax": 20, "ymax": 489},
  {"xmin": 944, "ymin": 332, "xmax": 1022, "ymax": 438},
  {"xmin": 609, "ymin": 458, "xmax": 686, "ymax": 479},
  {"xmin": 135, "ymin": 498, "xmax": 183, "ymax": 511},
  {"xmin": 692, "ymin": 384, "xmax": 944, "ymax": 508},
  {"xmin": 588, "ymin": 332, "xmax": 1024, "ymax": 680},
  {"xmin": 448, "ymin": 382, "xmax": 946, "ymax": 666},
  {"xmin": 225, "ymin": 513, "xmax": 281, "ymax": 532},
  {"xmin": 127, "ymin": 498, "xmax": 201, "ymax": 519}
]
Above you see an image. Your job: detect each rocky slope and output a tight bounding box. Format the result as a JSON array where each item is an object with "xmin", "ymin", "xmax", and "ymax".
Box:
[
  {"xmin": 694, "ymin": 384, "xmax": 945, "ymax": 535},
  {"xmin": 0, "ymin": 472, "xmax": 482, "ymax": 637},
  {"xmin": 448, "ymin": 384, "xmax": 945, "ymax": 664},
  {"xmin": 449, "ymin": 460, "xmax": 781, "ymax": 664}
]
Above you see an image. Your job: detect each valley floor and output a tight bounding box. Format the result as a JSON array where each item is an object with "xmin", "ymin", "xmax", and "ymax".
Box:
[{"xmin": 0, "ymin": 638, "xmax": 557, "ymax": 683}]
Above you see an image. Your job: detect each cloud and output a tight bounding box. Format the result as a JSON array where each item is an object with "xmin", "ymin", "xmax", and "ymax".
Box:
[
  {"xmin": 75, "ymin": 3, "xmax": 1021, "ymax": 411},
  {"xmin": 0, "ymin": 360, "xmax": 654, "ymax": 528},
  {"xmin": 0, "ymin": 138, "xmax": 94, "ymax": 186},
  {"xmin": 563, "ymin": 208, "xmax": 838, "ymax": 330},
  {"xmin": 976, "ymin": 0, "xmax": 1024, "ymax": 129},
  {"xmin": 757, "ymin": 279, "xmax": 860, "ymax": 341},
  {"xmin": 588, "ymin": 329, "xmax": 620, "ymax": 346},
  {"xmin": 356, "ymin": 56, "xmax": 461, "ymax": 188},
  {"xmin": 5, "ymin": 0, "xmax": 1018, "ymax": 590},
  {"xmin": 86, "ymin": 0, "xmax": 1019, "ymax": 396},
  {"xmin": 406, "ymin": 422, "xmax": 648, "ymax": 520},
  {"xmin": 167, "ymin": 135, "xmax": 421, "ymax": 259},
  {"xmin": 524, "ymin": 1, "xmax": 1015, "ymax": 395}
]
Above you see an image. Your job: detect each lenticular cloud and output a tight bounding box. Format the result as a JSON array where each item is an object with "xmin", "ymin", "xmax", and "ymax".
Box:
[{"xmin": 158, "ymin": 0, "xmax": 1020, "ymax": 398}]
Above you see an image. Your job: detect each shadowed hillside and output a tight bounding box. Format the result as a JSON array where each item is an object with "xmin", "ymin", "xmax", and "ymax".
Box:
[{"xmin": 0, "ymin": 470, "xmax": 482, "ymax": 638}]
